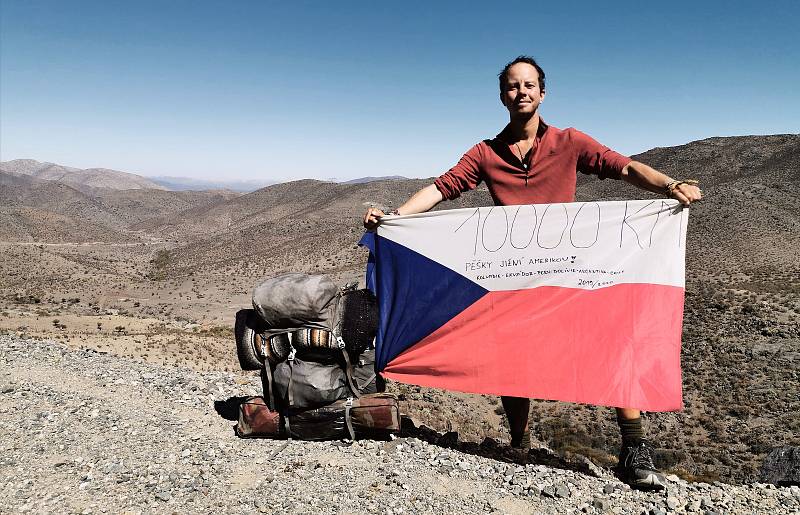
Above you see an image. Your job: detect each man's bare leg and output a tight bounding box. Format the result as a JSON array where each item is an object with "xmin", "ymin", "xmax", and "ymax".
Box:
[
  {"xmin": 616, "ymin": 407, "xmax": 640, "ymax": 421},
  {"xmin": 502, "ymin": 395, "xmax": 530, "ymax": 448}
]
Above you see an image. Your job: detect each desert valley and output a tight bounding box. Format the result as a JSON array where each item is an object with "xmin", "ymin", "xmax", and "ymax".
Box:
[{"xmin": 1, "ymin": 135, "xmax": 798, "ymax": 513}]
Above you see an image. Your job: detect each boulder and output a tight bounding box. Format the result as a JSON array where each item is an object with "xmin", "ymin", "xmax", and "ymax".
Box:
[{"xmin": 760, "ymin": 446, "xmax": 800, "ymax": 486}]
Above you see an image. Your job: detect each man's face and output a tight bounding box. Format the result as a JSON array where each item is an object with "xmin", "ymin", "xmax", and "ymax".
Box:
[{"xmin": 500, "ymin": 63, "xmax": 545, "ymax": 116}]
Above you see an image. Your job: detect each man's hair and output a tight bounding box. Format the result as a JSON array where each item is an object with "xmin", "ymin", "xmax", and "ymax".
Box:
[{"xmin": 498, "ymin": 56, "xmax": 546, "ymax": 93}]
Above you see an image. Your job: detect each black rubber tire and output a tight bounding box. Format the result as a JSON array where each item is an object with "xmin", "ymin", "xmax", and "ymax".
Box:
[{"xmin": 234, "ymin": 309, "xmax": 264, "ymax": 371}]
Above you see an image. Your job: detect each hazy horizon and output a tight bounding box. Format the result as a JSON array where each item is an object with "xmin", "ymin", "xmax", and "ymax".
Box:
[
  {"xmin": 2, "ymin": 1, "xmax": 798, "ymax": 182},
  {"xmin": 2, "ymin": 128, "xmax": 797, "ymax": 186}
]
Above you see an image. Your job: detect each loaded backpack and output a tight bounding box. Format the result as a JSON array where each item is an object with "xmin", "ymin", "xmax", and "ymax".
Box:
[{"xmin": 233, "ymin": 273, "xmax": 399, "ymax": 440}]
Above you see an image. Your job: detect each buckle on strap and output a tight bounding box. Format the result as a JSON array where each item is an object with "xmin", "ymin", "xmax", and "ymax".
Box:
[
  {"xmin": 259, "ymin": 334, "xmax": 268, "ymax": 358},
  {"xmin": 287, "ymin": 347, "xmax": 296, "ymax": 361},
  {"xmin": 344, "ymin": 397, "xmax": 356, "ymax": 441},
  {"xmin": 336, "ymin": 336, "xmax": 346, "ymax": 349}
]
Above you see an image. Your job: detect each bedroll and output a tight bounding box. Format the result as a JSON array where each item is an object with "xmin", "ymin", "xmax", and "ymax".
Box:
[{"xmin": 236, "ymin": 393, "xmax": 401, "ymax": 440}]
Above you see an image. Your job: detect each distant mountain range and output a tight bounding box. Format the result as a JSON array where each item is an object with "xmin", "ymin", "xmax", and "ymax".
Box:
[
  {"xmin": 0, "ymin": 159, "xmax": 409, "ymax": 192},
  {"xmin": 147, "ymin": 176, "xmax": 278, "ymax": 192},
  {"xmin": 4, "ymin": 133, "xmax": 798, "ymax": 250},
  {"xmin": 0, "ymin": 159, "xmax": 166, "ymax": 191},
  {"xmin": 0, "ymin": 170, "xmax": 239, "ymax": 242},
  {"xmin": 341, "ymin": 175, "xmax": 408, "ymax": 184}
]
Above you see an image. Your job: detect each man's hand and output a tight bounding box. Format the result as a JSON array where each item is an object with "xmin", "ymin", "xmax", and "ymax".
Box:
[
  {"xmin": 362, "ymin": 184, "xmax": 445, "ymax": 230},
  {"xmin": 621, "ymin": 161, "xmax": 704, "ymax": 206},
  {"xmin": 668, "ymin": 181, "xmax": 703, "ymax": 205},
  {"xmin": 363, "ymin": 207, "xmax": 385, "ymax": 230}
]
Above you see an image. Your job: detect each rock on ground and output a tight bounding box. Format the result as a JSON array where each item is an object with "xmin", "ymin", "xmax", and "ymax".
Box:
[{"xmin": 760, "ymin": 446, "xmax": 800, "ymax": 486}]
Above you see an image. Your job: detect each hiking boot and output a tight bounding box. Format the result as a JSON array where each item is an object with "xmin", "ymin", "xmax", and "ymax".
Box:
[
  {"xmin": 616, "ymin": 440, "xmax": 667, "ymax": 491},
  {"xmin": 510, "ymin": 429, "xmax": 531, "ymax": 450}
]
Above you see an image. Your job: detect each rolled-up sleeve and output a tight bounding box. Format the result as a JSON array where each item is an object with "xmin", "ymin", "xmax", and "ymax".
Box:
[
  {"xmin": 434, "ymin": 143, "xmax": 483, "ymax": 200},
  {"xmin": 571, "ymin": 129, "xmax": 631, "ymax": 180}
]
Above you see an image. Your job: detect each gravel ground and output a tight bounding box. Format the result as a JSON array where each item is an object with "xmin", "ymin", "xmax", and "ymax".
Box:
[{"xmin": 1, "ymin": 335, "xmax": 798, "ymax": 515}]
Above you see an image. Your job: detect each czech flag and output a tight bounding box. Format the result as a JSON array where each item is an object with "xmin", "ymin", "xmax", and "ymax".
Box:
[{"xmin": 360, "ymin": 199, "xmax": 688, "ymax": 411}]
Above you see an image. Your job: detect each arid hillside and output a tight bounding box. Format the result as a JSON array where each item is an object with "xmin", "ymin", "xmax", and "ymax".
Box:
[
  {"xmin": 0, "ymin": 134, "xmax": 797, "ymax": 484},
  {"xmin": 1, "ymin": 158, "xmax": 167, "ymax": 190},
  {"xmin": 0, "ymin": 171, "xmax": 239, "ymax": 242},
  {"xmin": 0, "ymin": 172, "xmax": 130, "ymax": 243},
  {"xmin": 579, "ymin": 134, "xmax": 800, "ymax": 274}
]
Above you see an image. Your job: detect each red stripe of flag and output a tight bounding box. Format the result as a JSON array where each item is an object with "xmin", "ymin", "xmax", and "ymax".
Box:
[{"xmin": 382, "ymin": 283, "xmax": 684, "ymax": 411}]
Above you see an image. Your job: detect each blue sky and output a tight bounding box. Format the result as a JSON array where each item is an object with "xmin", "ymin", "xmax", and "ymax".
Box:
[{"xmin": 1, "ymin": 1, "xmax": 798, "ymax": 181}]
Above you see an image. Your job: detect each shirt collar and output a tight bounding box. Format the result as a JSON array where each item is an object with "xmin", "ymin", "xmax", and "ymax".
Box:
[{"xmin": 495, "ymin": 117, "xmax": 549, "ymax": 142}]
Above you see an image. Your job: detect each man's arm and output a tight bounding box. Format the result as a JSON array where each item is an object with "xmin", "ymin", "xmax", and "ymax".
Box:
[
  {"xmin": 620, "ymin": 161, "xmax": 703, "ymax": 205},
  {"xmin": 364, "ymin": 143, "xmax": 483, "ymax": 229},
  {"xmin": 363, "ymin": 184, "xmax": 444, "ymax": 229}
]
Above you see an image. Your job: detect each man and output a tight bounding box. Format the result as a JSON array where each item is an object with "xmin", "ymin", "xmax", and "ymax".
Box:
[{"xmin": 363, "ymin": 56, "xmax": 702, "ymax": 490}]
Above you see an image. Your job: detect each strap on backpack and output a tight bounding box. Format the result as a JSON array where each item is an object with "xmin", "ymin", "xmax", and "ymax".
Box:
[
  {"xmin": 336, "ymin": 335, "xmax": 361, "ymax": 399},
  {"xmin": 355, "ymin": 356, "xmax": 376, "ymax": 391},
  {"xmin": 286, "ymin": 346, "xmax": 297, "ymax": 407},
  {"xmin": 344, "ymin": 397, "xmax": 356, "ymax": 441},
  {"xmin": 259, "ymin": 335, "xmax": 276, "ymax": 411},
  {"xmin": 331, "ymin": 286, "xmax": 362, "ymax": 398},
  {"xmin": 283, "ymin": 414, "xmax": 292, "ymax": 440},
  {"xmin": 282, "ymin": 346, "xmax": 297, "ymax": 439}
]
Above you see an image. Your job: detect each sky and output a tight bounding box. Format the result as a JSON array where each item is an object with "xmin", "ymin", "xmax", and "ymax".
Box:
[{"xmin": 1, "ymin": 0, "xmax": 798, "ymax": 182}]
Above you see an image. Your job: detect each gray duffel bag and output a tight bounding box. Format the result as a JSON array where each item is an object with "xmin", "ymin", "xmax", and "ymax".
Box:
[
  {"xmin": 273, "ymin": 355, "xmax": 349, "ymax": 411},
  {"xmin": 272, "ymin": 348, "xmax": 384, "ymax": 412}
]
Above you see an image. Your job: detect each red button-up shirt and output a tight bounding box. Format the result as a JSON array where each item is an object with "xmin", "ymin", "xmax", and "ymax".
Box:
[{"xmin": 434, "ymin": 120, "xmax": 631, "ymax": 206}]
